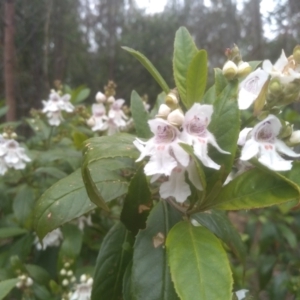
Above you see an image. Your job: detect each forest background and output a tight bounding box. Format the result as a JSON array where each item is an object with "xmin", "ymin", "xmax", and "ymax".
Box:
[{"xmin": 1, "ymin": 0, "xmax": 300, "ymax": 123}]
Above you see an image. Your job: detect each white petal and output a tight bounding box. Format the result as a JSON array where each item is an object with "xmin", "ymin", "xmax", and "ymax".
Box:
[
  {"xmin": 207, "ymin": 131, "xmax": 230, "ymax": 154},
  {"xmin": 238, "ymin": 128, "xmax": 252, "ymax": 146},
  {"xmin": 171, "ymin": 141, "xmax": 190, "ymax": 167},
  {"xmin": 134, "ymin": 139, "xmax": 155, "ymax": 162},
  {"xmin": 150, "ymin": 174, "xmax": 161, "ymax": 183},
  {"xmin": 274, "ymin": 50, "xmax": 288, "ymax": 72},
  {"xmin": 258, "ymin": 147, "xmax": 292, "ymax": 171},
  {"xmin": 159, "ymin": 168, "xmax": 191, "ymax": 203},
  {"xmin": 193, "ymin": 140, "xmax": 220, "ymax": 169},
  {"xmin": 184, "ymin": 103, "xmax": 213, "ymax": 124},
  {"xmin": 252, "ymin": 114, "xmax": 281, "ymax": 138},
  {"xmin": 262, "ymin": 60, "xmax": 273, "ymax": 73},
  {"xmin": 240, "ymin": 140, "xmax": 259, "ymax": 161},
  {"xmin": 186, "ymin": 161, "xmax": 203, "ymax": 190},
  {"xmin": 275, "ymin": 139, "xmax": 300, "ymax": 157},
  {"xmin": 238, "ymin": 88, "xmax": 257, "ymax": 110},
  {"xmin": 235, "ymin": 289, "xmax": 249, "ymax": 300}
]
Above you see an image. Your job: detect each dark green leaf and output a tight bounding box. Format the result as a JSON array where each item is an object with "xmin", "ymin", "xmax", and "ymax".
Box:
[
  {"xmin": 192, "ymin": 210, "xmax": 246, "ymax": 263},
  {"xmin": 0, "ymin": 278, "xmax": 19, "ymax": 300},
  {"xmin": 202, "ymin": 85, "xmax": 215, "ymax": 105},
  {"xmin": 91, "ymin": 222, "xmax": 134, "ymax": 300},
  {"xmin": 130, "ymin": 91, "xmax": 151, "ymax": 139},
  {"xmin": 149, "ymin": 92, "xmax": 165, "ymax": 119},
  {"xmin": 121, "ymin": 165, "xmax": 152, "ymax": 235},
  {"xmin": 173, "ymin": 27, "xmax": 198, "ymax": 105},
  {"xmin": 186, "ymin": 50, "xmax": 208, "ymax": 107},
  {"xmin": 210, "ymin": 168, "xmax": 299, "ymax": 210},
  {"xmin": 166, "ymin": 222, "xmax": 233, "ymax": 300},
  {"xmin": 123, "ymin": 262, "xmax": 133, "ymax": 300},
  {"xmin": 25, "ymin": 264, "xmax": 51, "ymax": 285},
  {"xmin": 214, "ymin": 68, "xmax": 228, "ymax": 97},
  {"xmin": 0, "ymin": 227, "xmax": 28, "ymax": 239},
  {"xmin": 34, "ymin": 167, "xmax": 67, "ymax": 180},
  {"xmin": 131, "ymin": 201, "xmax": 182, "ymax": 300},
  {"xmin": 60, "ymin": 224, "xmax": 83, "ymax": 258},
  {"xmin": 122, "ymin": 47, "xmax": 169, "ymax": 93},
  {"xmin": 34, "ymin": 169, "xmax": 95, "ymax": 239}
]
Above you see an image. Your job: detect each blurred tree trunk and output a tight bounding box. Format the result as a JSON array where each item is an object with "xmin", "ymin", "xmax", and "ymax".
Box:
[
  {"xmin": 249, "ymin": 0, "xmax": 263, "ymax": 57},
  {"xmin": 4, "ymin": 0, "xmax": 16, "ymax": 121}
]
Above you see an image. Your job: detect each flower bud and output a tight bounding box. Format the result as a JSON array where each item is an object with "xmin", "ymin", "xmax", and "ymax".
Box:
[
  {"xmin": 95, "ymin": 91, "xmax": 106, "ymax": 103},
  {"xmin": 222, "ymin": 60, "xmax": 238, "ymax": 80},
  {"xmin": 25, "ymin": 277, "xmax": 33, "ymax": 287},
  {"xmin": 80, "ymin": 274, "xmax": 87, "ymax": 283},
  {"xmin": 64, "ymin": 262, "xmax": 70, "ymax": 268},
  {"xmin": 293, "ymin": 45, "xmax": 300, "ymax": 64},
  {"xmin": 70, "ymin": 276, "xmax": 76, "ymax": 283},
  {"xmin": 289, "ymin": 130, "xmax": 300, "ymax": 144},
  {"xmin": 165, "ymin": 91, "xmax": 178, "ymax": 109},
  {"xmin": 16, "ymin": 281, "xmax": 23, "ymax": 289},
  {"xmin": 62, "ymin": 279, "xmax": 69, "ymax": 286},
  {"xmin": 156, "ymin": 104, "xmax": 171, "ymax": 119},
  {"xmin": 86, "ymin": 117, "xmax": 95, "ymax": 128},
  {"xmin": 11, "ymin": 132, "xmax": 17, "ymax": 139},
  {"xmin": 279, "ymin": 124, "xmax": 293, "ymax": 139},
  {"xmin": 87, "ymin": 278, "xmax": 93, "ymax": 286},
  {"xmin": 107, "ymin": 96, "xmax": 115, "ymax": 104},
  {"xmin": 167, "ymin": 109, "xmax": 184, "ymax": 127},
  {"xmin": 237, "ymin": 61, "xmax": 251, "ymax": 77},
  {"xmin": 268, "ymin": 78, "xmax": 282, "ymax": 95},
  {"xmin": 67, "ymin": 270, "xmax": 73, "ymax": 277},
  {"xmin": 2, "ymin": 132, "xmax": 8, "ymax": 139},
  {"xmin": 60, "ymin": 269, "xmax": 67, "ymax": 276}
]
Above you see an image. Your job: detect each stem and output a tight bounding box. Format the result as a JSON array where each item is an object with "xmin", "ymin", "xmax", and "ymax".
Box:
[{"xmin": 165, "ymin": 197, "xmax": 187, "ymax": 214}]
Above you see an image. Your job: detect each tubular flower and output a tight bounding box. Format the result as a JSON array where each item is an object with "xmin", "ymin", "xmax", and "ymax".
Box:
[
  {"xmin": 34, "ymin": 228, "xmax": 63, "ymax": 251},
  {"xmin": 238, "ymin": 68, "xmax": 269, "ymax": 110},
  {"xmin": 108, "ymin": 99, "xmax": 128, "ymax": 127},
  {"xmin": 87, "ymin": 103, "xmax": 108, "ymax": 132},
  {"xmin": 181, "ymin": 103, "xmax": 229, "ymax": 170},
  {"xmin": 263, "ymin": 50, "xmax": 300, "ymax": 84},
  {"xmin": 240, "ymin": 115, "xmax": 300, "ymax": 171},
  {"xmin": 134, "ymin": 118, "xmax": 189, "ymax": 177}
]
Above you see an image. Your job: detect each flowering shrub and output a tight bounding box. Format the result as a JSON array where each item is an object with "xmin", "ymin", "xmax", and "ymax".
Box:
[{"xmin": 1, "ymin": 27, "xmax": 300, "ymax": 299}]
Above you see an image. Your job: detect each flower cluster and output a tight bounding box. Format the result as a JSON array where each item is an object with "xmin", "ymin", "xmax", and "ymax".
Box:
[
  {"xmin": 0, "ymin": 133, "xmax": 31, "ymax": 175},
  {"xmin": 134, "ymin": 95, "xmax": 229, "ymax": 203},
  {"xmin": 15, "ymin": 274, "xmax": 34, "ymax": 289},
  {"xmin": 42, "ymin": 90, "xmax": 75, "ymax": 126},
  {"xmin": 86, "ymin": 90, "xmax": 131, "ymax": 135},
  {"xmin": 68, "ymin": 274, "xmax": 93, "ymax": 300}
]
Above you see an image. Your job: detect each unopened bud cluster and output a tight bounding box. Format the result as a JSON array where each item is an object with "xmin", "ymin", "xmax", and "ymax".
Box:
[
  {"xmin": 16, "ymin": 274, "xmax": 33, "ymax": 289},
  {"xmin": 60, "ymin": 261, "xmax": 76, "ymax": 288},
  {"xmin": 222, "ymin": 60, "xmax": 251, "ymax": 80}
]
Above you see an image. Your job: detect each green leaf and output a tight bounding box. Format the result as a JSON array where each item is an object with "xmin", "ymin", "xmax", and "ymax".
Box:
[
  {"xmin": 91, "ymin": 222, "xmax": 134, "ymax": 300},
  {"xmin": 0, "ymin": 106, "xmax": 9, "ymax": 118},
  {"xmin": 122, "ymin": 46, "xmax": 169, "ymax": 94},
  {"xmin": 0, "ymin": 278, "xmax": 19, "ymax": 300},
  {"xmin": 149, "ymin": 92, "xmax": 165, "ymax": 119},
  {"xmin": 202, "ymin": 85, "xmax": 215, "ymax": 105},
  {"xmin": 34, "ymin": 169, "xmax": 95, "ymax": 239},
  {"xmin": 25, "ymin": 264, "xmax": 51, "ymax": 285},
  {"xmin": 60, "ymin": 224, "xmax": 83, "ymax": 258},
  {"xmin": 123, "ymin": 262, "xmax": 134, "ymax": 300},
  {"xmin": 248, "ymin": 60, "xmax": 261, "ymax": 71},
  {"xmin": 0, "ymin": 227, "xmax": 28, "ymax": 239},
  {"xmin": 120, "ymin": 165, "xmax": 152, "ymax": 235},
  {"xmin": 166, "ymin": 222, "xmax": 233, "ymax": 300},
  {"xmin": 214, "ymin": 68, "xmax": 228, "ymax": 97},
  {"xmin": 34, "ymin": 167, "xmax": 67, "ymax": 180},
  {"xmin": 186, "ymin": 50, "xmax": 208, "ymax": 107},
  {"xmin": 131, "ymin": 201, "xmax": 182, "ymax": 300},
  {"xmin": 173, "ymin": 27, "xmax": 198, "ymax": 105},
  {"xmin": 74, "ymin": 88, "xmax": 90, "ymax": 103},
  {"xmin": 72, "ymin": 131, "xmax": 89, "ymax": 150},
  {"xmin": 130, "ymin": 91, "xmax": 151, "ymax": 139},
  {"xmin": 82, "ymin": 134, "xmax": 139, "ymax": 210},
  {"xmin": 13, "ymin": 185, "xmax": 35, "ymax": 227},
  {"xmin": 209, "ymin": 168, "xmax": 299, "ymax": 210},
  {"xmin": 207, "ymin": 80, "xmax": 240, "ymax": 178},
  {"xmin": 191, "ymin": 210, "xmax": 246, "ymax": 263}
]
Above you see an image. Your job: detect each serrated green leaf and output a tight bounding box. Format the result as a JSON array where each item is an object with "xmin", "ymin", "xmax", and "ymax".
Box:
[
  {"xmin": 131, "ymin": 201, "xmax": 181, "ymax": 300},
  {"xmin": 122, "ymin": 46, "xmax": 169, "ymax": 93},
  {"xmin": 33, "ymin": 169, "xmax": 95, "ymax": 239},
  {"xmin": 0, "ymin": 227, "xmax": 28, "ymax": 239},
  {"xmin": 214, "ymin": 68, "xmax": 228, "ymax": 97},
  {"xmin": 130, "ymin": 91, "xmax": 151, "ymax": 139},
  {"xmin": 166, "ymin": 222, "xmax": 233, "ymax": 300},
  {"xmin": 173, "ymin": 27, "xmax": 198, "ymax": 105},
  {"xmin": 191, "ymin": 210, "xmax": 246, "ymax": 264},
  {"xmin": 209, "ymin": 168, "xmax": 299, "ymax": 210},
  {"xmin": 0, "ymin": 278, "xmax": 19, "ymax": 300},
  {"xmin": 34, "ymin": 167, "xmax": 67, "ymax": 179},
  {"xmin": 186, "ymin": 50, "xmax": 208, "ymax": 107},
  {"xmin": 202, "ymin": 85, "xmax": 216, "ymax": 105},
  {"xmin": 120, "ymin": 165, "xmax": 152, "ymax": 235},
  {"xmin": 91, "ymin": 222, "xmax": 134, "ymax": 300}
]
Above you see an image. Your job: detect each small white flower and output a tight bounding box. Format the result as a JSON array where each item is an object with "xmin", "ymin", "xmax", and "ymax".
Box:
[
  {"xmin": 240, "ymin": 115, "xmax": 300, "ymax": 171},
  {"xmin": 263, "ymin": 50, "xmax": 300, "ymax": 84},
  {"xmin": 70, "ymin": 282, "xmax": 92, "ymax": 300},
  {"xmin": 234, "ymin": 289, "xmax": 249, "ymax": 300},
  {"xmin": 88, "ymin": 104, "xmax": 108, "ymax": 132},
  {"xmin": 108, "ymin": 99, "xmax": 128, "ymax": 127},
  {"xmin": 34, "ymin": 228, "xmax": 63, "ymax": 251},
  {"xmin": 46, "ymin": 110, "xmax": 64, "ymax": 126},
  {"xmin": 238, "ymin": 68, "xmax": 269, "ymax": 110},
  {"xmin": 61, "ymin": 94, "xmax": 74, "ymax": 113},
  {"xmin": 181, "ymin": 103, "xmax": 229, "ymax": 170},
  {"xmin": 0, "ymin": 139, "xmax": 31, "ymax": 170},
  {"xmin": 75, "ymin": 214, "xmax": 93, "ymax": 231},
  {"xmin": 134, "ymin": 118, "xmax": 189, "ymax": 177}
]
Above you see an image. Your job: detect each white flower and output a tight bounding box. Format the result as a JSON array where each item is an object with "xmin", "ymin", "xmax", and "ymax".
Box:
[
  {"xmin": 88, "ymin": 104, "xmax": 108, "ymax": 132},
  {"xmin": 60, "ymin": 94, "xmax": 74, "ymax": 113},
  {"xmin": 70, "ymin": 280, "xmax": 93, "ymax": 300},
  {"xmin": 234, "ymin": 289, "xmax": 248, "ymax": 300},
  {"xmin": 240, "ymin": 115, "xmax": 300, "ymax": 171},
  {"xmin": 95, "ymin": 91, "xmax": 106, "ymax": 103},
  {"xmin": 134, "ymin": 118, "xmax": 189, "ymax": 177},
  {"xmin": 46, "ymin": 110, "xmax": 64, "ymax": 126},
  {"xmin": 0, "ymin": 139, "xmax": 31, "ymax": 170},
  {"xmin": 181, "ymin": 103, "xmax": 229, "ymax": 170},
  {"xmin": 238, "ymin": 68, "xmax": 269, "ymax": 110},
  {"xmin": 108, "ymin": 99, "xmax": 128, "ymax": 127},
  {"xmin": 34, "ymin": 228, "xmax": 63, "ymax": 250},
  {"xmin": 75, "ymin": 214, "xmax": 93, "ymax": 231},
  {"xmin": 263, "ymin": 50, "xmax": 300, "ymax": 84}
]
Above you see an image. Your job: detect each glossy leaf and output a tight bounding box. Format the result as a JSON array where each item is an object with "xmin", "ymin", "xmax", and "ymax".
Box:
[
  {"xmin": 131, "ymin": 201, "xmax": 182, "ymax": 300},
  {"xmin": 34, "ymin": 167, "xmax": 67, "ymax": 179},
  {"xmin": 34, "ymin": 169, "xmax": 95, "ymax": 239},
  {"xmin": 173, "ymin": 27, "xmax": 198, "ymax": 105},
  {"xmin": 210, "ymin": 168, "xmax": 299, "ymax": 210},
  {"xmin": 186, "ymin": 50, "xmax": 208, "ymax": 107},
  {"xmin": 121, "ymin": 165, "xmax": 152, "ymax": 235},
  {"xmin": 214, "ymin": 68, "xmax": 228, "ymax": 97},
  {"xmin": 60, "ymin": 224, "xmax": 83, "ymax": 258},
  {"xmin": 202, "ymin": 85, "xmax": 215, "ymax": 105},
  {"xmin": 166, "ymin": 222, "xmax": 233, "ymax": 300},
  {"xmin": 130, "ymin": 90, "xmax": 151, "ymax": 139},
  {"xmin": 0, "ymin": 227, "xmax": 28, "ymax": 239},
  {"xmin": 0, "ymin": 278, "xmax": 19, "ymax": 300},
  {"xmin": 149, "ymin": 92, "xmax": 165, "ymax": 118},
  {"xmin": 91, "ymin": 222, "xmax": 134, "ymax": 300},
  {"xmin": 122, "ymin": 46, "xmax": 169, "ymax": 93},
  {"xmin": 192, "ymin": 210, "xmax": 246, "ymax": 263}
]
